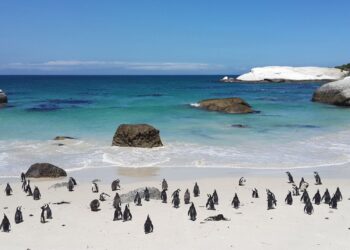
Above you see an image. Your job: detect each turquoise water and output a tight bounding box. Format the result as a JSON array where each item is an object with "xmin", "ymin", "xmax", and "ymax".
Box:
[{"xmin": 1, "ymin": 75, "xmax": 350, "ymax": 176}]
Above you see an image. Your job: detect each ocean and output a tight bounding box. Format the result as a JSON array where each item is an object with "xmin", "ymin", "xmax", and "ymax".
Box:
[{"xmin": 1, "ymin": 75, "xmax": 350, "ymax": 177}]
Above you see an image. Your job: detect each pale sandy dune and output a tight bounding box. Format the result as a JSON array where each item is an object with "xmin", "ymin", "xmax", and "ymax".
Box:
[
  {"xmin": 0, "ymin": 175, "xmax": 349, "ymax": 250},
  {"xmin": 237, "ymin": 66, "xmax": 347, "ymax": 81}
]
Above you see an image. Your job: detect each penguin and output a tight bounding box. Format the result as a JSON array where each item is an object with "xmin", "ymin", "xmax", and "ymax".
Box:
[
  {"xmin": 46, "ymin": 204, "xmax": 52, "ymax": 219},
  {"xmin": 314, "ymin": 172, "xmax": 322, "ymax": 185},
  {"xmin": 206, "ymin": 194, "xmax": 215, "ymax": 210},
  {"xmin": 123, "ymin": 204, "xmax": 132, "ymax": 221},
  {"xmin": 15, "ymin": 207, "xmax": 23, "ymax": 224},
  {"xmin": 212, "ymin": 190, "xmax": 219, "ymax": 205},
  {"xmin": 184, "ymin": 189, "xmax": 190, "ymax": 204},
  {"xmin": 26, "ymin": 184, "xmax": 33, "ymax": 196},
  {"xmin": 252, "ymin": 188, "xmax": 259, "ymax": 198},
  {"xmin": 193, "ymin": 182, "xmax": 200, "ymax": 197},
  {"xmin": 144, "ymin": 215, "xmax": 154, "ymax": 234},
  {"xmin": 285, "ymin": 191, "xmax": 293, "ymax": 205},
  {"xmin": 144, "ymin": 187, "xmax": 150, "ymax": 202},
  {"xmin": 162, "ymin": 179, "xmax": 168, "ymax": 191},
  {"xmin": 299, "ymin": 177, "xmax": 306, "ymax": 189},
  {"xmin": 99, "ymin": 192, "xmax": 110, "ymax": 202},
  {"xmin": 321, "ymin": 189, "xmax": 331, "ymax": 204},
  {"xmin": 312, "ymin": 190, "xmax": 321, "ymax": 205},
  {"xmin": 300, "ymin": 190, "xmax": 310, "ymax": 204},
  {"xmin": 22, "ymin": 179, "xmax": 27, "ymax": 191},
  {"xmin": 21, "ymin": 172, "xmax": 26, "ymax": 182},
  {"xmin": 239, "ymin": 177, "xmax": 246, "ymax": 186},
  {"xmin": 334, "ymin": 187, "xmax": 342, "ymax": 202},
  {"xmin": 172, "ymin": 189, "xmax": 180, "ymax": 208},
  {"xmin": 304, "ymin": 201, "xmax": 314, "ymax": 215},
  {"xmin": 0, "ymin": 214, "xmax": 11, "ymax": 232},
  {"xmin": 231, "ymin": 193, "xmax": 240, "ymax": 209},
  {"xmin": 329, "ymin": 194, "xmax": 338, "ymax": 209},
  {"xmin": 92, "ymin": 182, "xmax": 99, "ymax": 193},
  {"xmin": 134, "ymin": 192, "xmax": 142, "ymax": 206},
  {"xmin": 161, "ymin": 189, "xmax": 167, "ymax": 203},
  {"xmin": 68, "ymin": 178, "xmax": 74, "ymax": 192},
  {"xmin": 33, "ymin": 186, "xmax": 41, "ymax": 200},
  {"xmin": 70, "ymin": 177, "xmax": 77, "ymax": 185},
  {"xmin": 113, "ymin": 193, "xmax": 121, "ymax": 208},
  {"xmin": 292, "ymin": 184, "xmax": 300, "ymax": 196},
  {"xmin": 113, "ymin": 204, "xmax": 122, "ymax": 221},
  {"xmin": 5, "ymin": 183, "xmax": 12, "ymax": 196},
  {"xmin": 188, "ymin": 203, "xmax": 197, "ymax": 221},
  {"xmin": 286, "ymin": 171, "xmax": 294, "ymax": 183},
  {"xmin": 40, "ymin": 206, "xmax": 46, "ymax": 223},
  {"xmin": 90, "ymin": 199, "xmax": 100, "ymax": 212},
  {"xmin": 267, "ymin": 189, "xmax": 277, "ymax": 210},
  {"xmin": 111, "ymin": 179, "xmax": 120, "ymax": 191}
]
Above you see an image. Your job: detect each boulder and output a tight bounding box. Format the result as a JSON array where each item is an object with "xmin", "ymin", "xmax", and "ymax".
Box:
[
  {"xmin": 120, "ymin": 187, "xmax": 161, "ymax": 203},
  {"xmin": 112, "ymin": 124, "xmax": 163, "ymax": 148},
  {"xmin": 197, "ymin": 97, "xmax": 255, "ymax": 114},
  {"xmin": 25, "ymin": 163, "xmax": 67, "ymax": 178},
  {"xmin": 312, "ymin": 77, "xmax": 350, "ymax": 106},
  {"xmin": 53, "ymin": 136, "xmax": 76, "ymax": 140},
  {"xmin": 0, "ymin": 90, "xmax": 8, "ymax": 104}
]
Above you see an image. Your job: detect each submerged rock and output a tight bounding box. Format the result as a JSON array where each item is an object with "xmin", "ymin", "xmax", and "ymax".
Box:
[
  {"xmin": 0, "ymin": 90, "xmax": 8, "ymax": 104},
  {"xmin": 112, "ymin": 124, "xmax": 163, "ymax": 148},
  {"xmin": 197, "ymin": 97, "xmax": 255, "ymax": 114},
  {"xmin": 120, "ymin": 187, "xmax": 161, "ymax": 203},
  {"xmin": 312, "ymin": 77, "xmax": 350, "ymax": 106},
  {"xmin": 53, "ymin": 136, "xmax": 76, "ymax": 140},
  {"xmin": 25, "ymin": 163, "xmax": 67, "ymax": 178}
]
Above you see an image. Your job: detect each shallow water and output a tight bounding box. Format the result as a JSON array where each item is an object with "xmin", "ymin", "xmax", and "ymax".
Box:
[{"xmin": 1, "ymin": 75, "xmax": 350, "ymax": 176}]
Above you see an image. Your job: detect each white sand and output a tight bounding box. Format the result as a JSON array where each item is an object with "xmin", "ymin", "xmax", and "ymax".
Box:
[
  {"xmin": 237, "ymin": 66, "xmax": 347, "ymax": 81},
  {"xmin": 0, "ymin": 174, "xmax": 349, "ymax": 250}
]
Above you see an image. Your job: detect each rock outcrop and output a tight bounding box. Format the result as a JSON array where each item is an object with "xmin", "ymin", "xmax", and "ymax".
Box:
[
  {"xmin": 53, "ymin": 136, "xmax": 76, "ymax": 140},
  {"xmin": 312, "ymin": 77, "xmax": 350, "ymax": 106},
  {"xmin": 0, "ymin": 90, "xmax": 8, "ymax": 104},
  {"xmin": 120, "ymin": 187, "xmax": 161, "ymax": 203},
  {"xmin": 25, "ymin": 163, "xmax": 67, "ymax": 178},
  {"xmin": 237, "ymin": 66, "xmax": 348, "ymax": 82},
  {"xmin": 112, "ymin": 124, "xmax": 163, "ymax": 148},
  {"xmin": 196, "ymin": 97, "xmax": 255, "ymax": 114}
]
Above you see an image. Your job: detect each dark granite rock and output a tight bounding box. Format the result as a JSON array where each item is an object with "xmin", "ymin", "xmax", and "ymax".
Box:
[
  {"xmin": 112, "ymin": 124, "xmax": 163, "ymax": 148},
  {"xmin": 25, "ymin": 163, "xmax": 67, "ymax": 178}
]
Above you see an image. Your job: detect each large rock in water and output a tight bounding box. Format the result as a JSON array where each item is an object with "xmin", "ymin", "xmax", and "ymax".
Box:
[
  {"xmin": 197, "ymin": 97, "xmax": 255, "ymax": 114},
  {"xmin": 25, "ymin": 163, "xmax": 67, "ymax": 178},
  {"xmin": 312, "ymin": 77, "xmax": 350, "ymax": 106},
  {"xmin": 0, "ymin": 90, "xmax": 8, "ymax": 104},
  {"xmin": 112, "ymin": 124, "xmax": 163, "ymax": 148}
]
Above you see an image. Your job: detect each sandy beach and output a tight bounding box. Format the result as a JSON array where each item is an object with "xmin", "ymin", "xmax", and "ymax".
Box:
[{"xmin": 0, "ymin": 168, "xmax": 349, "ymax": 250}]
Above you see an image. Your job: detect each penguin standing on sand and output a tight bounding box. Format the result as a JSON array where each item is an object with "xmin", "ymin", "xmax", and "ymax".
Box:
[
  {"xmin": 92, "ymin": 182, "xmax": 99, "ymax": 193},
  {"xmin": 0, "ymin": 214, "xmax": 10, "ymax": 232},
  {"xmin": 188, "ymin": 203, "xmax": 197, "ymax": 221},
  {"xmin": 144, "ymin": 215, "xmax": 154, "ymax": 234},
  {"xmin": 285, "ymin": 191, "xmax": 293, "ymax": 205},
  {"xmin": 15, "ymin": 207, "xmax": 23, "ymax": 224},
  {"xmin": 5, "ymin": 183, "xmax": 12, "ymax": 196},
  {"xmin": 184, "ymin": 189, "xmax": 190, "ymax": 204},
  {"xmin": 161, "ymin": 189, "xmax": 167, "ymax": 203},
  {"xmin": 231, "ymin": 193, "xmax": 240, "ymax": 209},
  {"xmin": 193, "ymin": 182, "xmax": 200, "ymax": 197}
]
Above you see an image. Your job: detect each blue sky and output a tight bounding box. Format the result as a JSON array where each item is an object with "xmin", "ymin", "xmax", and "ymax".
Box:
[{"xmin": 0, "ymin": 1, "xmax": 349, "ymax": 75}]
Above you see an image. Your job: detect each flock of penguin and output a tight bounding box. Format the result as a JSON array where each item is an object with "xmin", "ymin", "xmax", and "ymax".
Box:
[{"xmin": 0, "ymin": 171, "xmax": 344, "ymax": 234}]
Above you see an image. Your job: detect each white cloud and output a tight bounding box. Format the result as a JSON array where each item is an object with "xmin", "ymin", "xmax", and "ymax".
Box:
[{"xmin": 3, "ymin": 60, "xmax": 223, "ymax": 72}]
